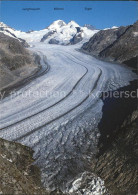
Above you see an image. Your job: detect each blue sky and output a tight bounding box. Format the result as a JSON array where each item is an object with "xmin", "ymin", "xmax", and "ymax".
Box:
[{"xmin": 0, "ymin": 1, "xmax": 137, "ymax": 31}]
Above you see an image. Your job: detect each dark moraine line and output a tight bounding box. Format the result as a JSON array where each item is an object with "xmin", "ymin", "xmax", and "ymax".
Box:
[
  {"xmin": 0, "ymin": 49, "xmax": 99, "ymax": 129},
  {"xmin": 13, "ymin": 71, "xmax": 102, "ymax": 141},
  {"xmin": 14, "ymin": 70, "xmax": 102, "ymax": 142},
  {"xmin": 0, "ymin": 54, "xmax": 88, "ymax": 131}
]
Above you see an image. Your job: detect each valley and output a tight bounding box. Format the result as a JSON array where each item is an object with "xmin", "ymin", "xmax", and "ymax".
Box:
[{"xmin": 0, "ymin": 20, "xmax": 137, "ymax": 194}]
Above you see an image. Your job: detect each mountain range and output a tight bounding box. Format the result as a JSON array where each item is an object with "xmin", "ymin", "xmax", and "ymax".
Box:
[
  {"xmin": 0, "ymin": 20, "xmax": 99, "ymax": 45},
  {"xmin": 0, "ymin": 19, "xmax": 138, "ymax": 195},
  {"xmin": 0, "ymin": 19, "xmax": 137, "ymax": 91},
  {"xmin": 0, "ymin": 19, "xmax": 137, "ymax": 92},
  {"xmin": 82, "ymin": 21, "xmax": 138, "ymax": 69}
]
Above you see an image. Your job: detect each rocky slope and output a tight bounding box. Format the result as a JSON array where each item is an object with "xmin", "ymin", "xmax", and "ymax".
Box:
[
  {"xmin": 0, "ymin": 32, "xmax": 40, "ymax": 91},
  {"xmin": 82, "ymin": 21, "xmax": 138, "ymax": 69},
  {"xmin": 0, "ymin": 137, "xmax": 66, "ymax": 195},
  {"xmin": 0, "ymin": 22, "xmax": 29, "ymax": 47},
  {"xmin": 90, "ymin": 80, "xmax": 138, "ymax": 195},
  {"xmin": 0, "ymin": 138, "xmax": 47, "ymax": 194},
  {"xmin": 91, "ymin": 111, "xmax": 138, "ymax": 195}
]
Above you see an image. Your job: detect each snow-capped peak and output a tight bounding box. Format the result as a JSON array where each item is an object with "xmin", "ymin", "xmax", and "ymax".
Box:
[
  {"xmin": 84, "ymin": 24, "xmax": 95, "ymax": 30},
  {"xmin": 0, "ymin": 22, "xmax": 22, "ymax": 40},
  {"xmin": 48, "ymin": 20, "xmax": 66, "ymax": 30},
  {"xmin": 111, "ymin": 26, "xmax": 118, "ymax": 29},
  {"xmin": 0, "ymin": 22, "xmax": 9, "ymax": 28},
  {"xmin": 0, "ymin": 20, "xmax": 99, "ymax": 46},
  {"xmin": 0, "ymin": 22, "xmax": 18, "ymax": 32},
  {"xmin": 104, "ymin": 26, "xmax": 118, "ymax": 30},
  {"xmin": 67, "ymin": 21, "xmax": 80, "ymax": 28}
]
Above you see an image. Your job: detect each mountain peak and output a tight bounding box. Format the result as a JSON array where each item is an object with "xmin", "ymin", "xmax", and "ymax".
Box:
[
  {"xmin": 111, "ymin": 26, "xmax": 118, "ymax": 29},
  {"xmin": 0, "ymin": 19, "xmax": 99, "ymax": 45},
  {"xmin": 48, "ymin": 20, "xmax": 66, "ymax": 30},
  {"xmin": 68, "ymin": 21, "xmax": 80, "ymax": 28},
  {"xmin": 84, "ymin": 24, "xmax": 95, "ymax": 30},
  {"xmin": 0, "ymin": 22, "xmax": 16, "ymax": 31},
  {"xmin": 0, "ymin": 22, "xmax": 9, "ymax": 28}
]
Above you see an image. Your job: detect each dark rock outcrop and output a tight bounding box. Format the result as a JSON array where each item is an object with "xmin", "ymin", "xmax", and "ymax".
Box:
[
  {"xmin": 49, "ymin": 39, "xmax": 60, "ymax": 44},
  {"xmin": 71, "ymin": 33, "xmax": 83, "ymax": 44},
  {"xmin": 76, "ymin": 27, "xmax": 81, "ymax": 33},
  {"xmin": 82, "ymin": 21, "xmax": 138, "ymax": 69},
  {"xmin": 41, "ymin": 31, "xmax": 56, "ymax": 42}
]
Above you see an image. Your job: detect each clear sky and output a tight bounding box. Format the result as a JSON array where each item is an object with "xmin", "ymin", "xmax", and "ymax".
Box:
[{"xmin": 0, "ymin": 1, "xmax": 137, "ymax": 31}]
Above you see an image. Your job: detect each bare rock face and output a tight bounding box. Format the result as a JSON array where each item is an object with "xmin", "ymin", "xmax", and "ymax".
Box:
[
  {"xmin": 82, "ymin": 21, "xmax": 138, "ymax": 68},
  {"xmin": 70, "ymin": 28, "xmax": 83, "ymax": 44},
  {"xmin": 0, "ymin": 138, "xmax": 66, "ymax": 195},
  {"xmin": 91, "ymin": 111, "xmax": 138, "ymax": 195},
  {"xmin": 0, "ymin": 32, "xmax": 40, "ymax": 91},
  {"xmin": 100, "ymin": 21, "xmax": 138, "ymax": 66},
  {"xmin": 82, "ymin": 26, "xmax": 128, "ymax": 56},
  {"xmin": 41, "ymin": 31, "xmax": 56, "ymax": 42},
  {"xmin": 71, "ymin": 33, "xmax": 83, "ymax": 44},
  {"xmin": 0, "ymin": 138, "xmax": 48, "ymax": 194},
  {"xmin": 49, "ymin": 38, "xmax": 60, "ymax": 44}
]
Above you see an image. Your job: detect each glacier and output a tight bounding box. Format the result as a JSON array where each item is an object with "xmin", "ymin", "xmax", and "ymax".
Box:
[{"xmin": 0, "ymin": 20, "xmax": 137, "ymax": 193}]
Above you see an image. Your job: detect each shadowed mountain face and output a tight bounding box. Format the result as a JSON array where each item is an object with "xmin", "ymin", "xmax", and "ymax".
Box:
[
  {"xmin": 82, "ymin": 21, "xmax": 138, "ymax": 69},
  {"xmin": 0, "ymin": 32, "xmax": 39, "ymax": 91}
]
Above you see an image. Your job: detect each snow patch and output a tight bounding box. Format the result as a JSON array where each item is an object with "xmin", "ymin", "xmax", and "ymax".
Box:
[
  {"xmin": 1, "ymin": 154, "xmax": 13, "ymax": 162},
  {"xmin": 68, "ymin": 172, "xmax": 109, "ymax": 195},
  {"xmin": 133, "ymin": 32, "xmax": 138, "ymax": 37}
]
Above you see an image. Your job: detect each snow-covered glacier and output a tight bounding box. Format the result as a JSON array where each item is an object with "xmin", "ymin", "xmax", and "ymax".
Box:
[{"xmin": 0, "ymin": 21, "xmax": 137, "ymax": 193}]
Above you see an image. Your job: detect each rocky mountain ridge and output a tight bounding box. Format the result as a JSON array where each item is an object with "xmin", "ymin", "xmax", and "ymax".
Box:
[
  {"xmin": 82, "ymin": 21, "xmax": 138, "ymax": 69},
  {"xmin": 0, "ymin": 22, "xmax": 29, "ymax": 47}
]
